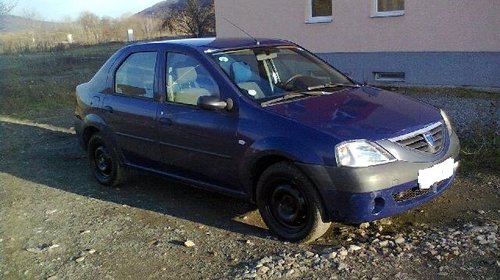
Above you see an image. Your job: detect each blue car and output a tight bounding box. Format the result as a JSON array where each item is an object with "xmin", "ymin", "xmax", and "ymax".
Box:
[{"xmin": 75, "ymin": 38, "xmax": 460, "ymax": 243}]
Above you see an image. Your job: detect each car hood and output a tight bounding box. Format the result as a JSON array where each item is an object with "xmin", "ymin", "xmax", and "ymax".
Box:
[{"xmin": 263, "ymin": 86, "xmax": 442, "ymax": 142}]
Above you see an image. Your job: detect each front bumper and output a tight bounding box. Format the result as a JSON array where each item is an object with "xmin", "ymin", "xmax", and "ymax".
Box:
[
  {"xmin": 298, "ymin": 131, "xmax": 460, "ymax": 223},
  {"xmin": 321, "ymin": 171, "xmax": 456, "ymax": 223}
]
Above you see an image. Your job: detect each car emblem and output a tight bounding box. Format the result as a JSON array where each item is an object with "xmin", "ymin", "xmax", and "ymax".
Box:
[{"xmin": 423, "ymin": 132, "xmax": 435, "ymax": 148}]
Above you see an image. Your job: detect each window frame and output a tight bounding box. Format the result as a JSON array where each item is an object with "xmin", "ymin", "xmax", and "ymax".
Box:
[
  {"xmin": 113, "ymin": 51, "xmax": 158, "ymax": 100},
  {"xmin": 371, "ymin": 0, "xmax": 405, "ymax": 18},
  {"xmin": 305, "ymin": 0, "xmax": 333, "ymax": 24},
  {"xmin": 165, "ymin": 51, "xmax": 221, "ymax": 107}
]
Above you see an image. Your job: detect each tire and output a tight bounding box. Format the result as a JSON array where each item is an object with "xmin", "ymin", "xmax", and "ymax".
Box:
[
  {"xmin": 87, "ymin": 133, "xmax": 126, "ymax": 187},
  {"xmin": 256, "ymin": 162, "xmax": 331, "ymax": 243}
]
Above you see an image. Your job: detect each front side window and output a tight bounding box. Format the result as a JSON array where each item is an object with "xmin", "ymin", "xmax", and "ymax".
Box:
[
  {"xmin": 372, "ymin": 0, "xmax": 405, "ymax": 17},
  {"xmin": 211, "ymin": 46, "xmax": 352, "ymax": 103},
  {"xmin": 306, "ymin": 0, "xmax": 332, "ymax": 23},
  {"xmin": 166, "ymin": 52, "xmax": 220, "ymax": 106},
  {"xmin": 115, "ymin": 52, "xmax": 157, "ymax": 98}
]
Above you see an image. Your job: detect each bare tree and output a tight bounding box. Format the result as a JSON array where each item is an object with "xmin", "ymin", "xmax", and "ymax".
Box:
[
  {"xmin": 163, "ymin": 0, "xmax": 215, "ymax": 37},
  {"xmin": 78, "ymin": 11, "xmax": 101, "ymax": 43},
  {"xmin": 139, "ymin": 16, "xmax": 161, "ymax": 39},
  {"xmin": 0, "ymin": 0, "xmax": 17, "ymax": 16},
  {"xmin": 22, "ymin": 9, "xmax": 43, "ymax": 44}
]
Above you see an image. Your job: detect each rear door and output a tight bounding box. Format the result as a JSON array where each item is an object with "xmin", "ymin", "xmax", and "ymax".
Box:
[{"xmin": 101, "ymin": 50, "xmax": 161, "ymax": 168}]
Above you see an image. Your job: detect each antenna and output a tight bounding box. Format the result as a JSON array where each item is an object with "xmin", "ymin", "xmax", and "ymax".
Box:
[{"xmin": 223, "ymin": 17, "xmax": 260, "ymax": 45}]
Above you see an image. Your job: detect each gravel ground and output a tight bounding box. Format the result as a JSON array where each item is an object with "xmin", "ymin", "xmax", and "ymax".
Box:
[
  {"xmin": 232, "ymin": 220, "xmax": 499, "ymax": 279},
  {"xmin": 1, "ymin": 92, "xmax": 499, "ymax": 279},
  {"xmin": 411, "ymin": 94, "xmax": 499, "ymax": 136}
]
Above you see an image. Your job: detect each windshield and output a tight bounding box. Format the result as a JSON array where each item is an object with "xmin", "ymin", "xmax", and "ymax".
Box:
[{"xmin": 211, "ymin": 46, "xmax": 353, "ymax": 102}]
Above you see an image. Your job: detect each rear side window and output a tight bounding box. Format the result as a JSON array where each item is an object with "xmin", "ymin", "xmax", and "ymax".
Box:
[{"xmin": 115, "ymin": 52, "xmax": 157, "ymax": 98}]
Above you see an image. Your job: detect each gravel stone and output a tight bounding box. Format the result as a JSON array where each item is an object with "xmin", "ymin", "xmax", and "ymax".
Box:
[
  {"xmin": 349, "ymin": 245, "xmax": 362, "ymax": 252},
  {"xmin": 359, "ymin": 222, "xmax": 370, "ymax": 229},
  {"xmin": 394, "ymin": 237, "xmax": 405, "ymax": 245},
  {"xmin": 257, "ymin": 266, "xmax": 270, "ymax": 275},
  {"xmin": 379, "ymin": 240, "xmax": 389, "ymax": 247},
  {"xmin": 184, "ymin": 240, "xmax": 195, "ymax": 247}
]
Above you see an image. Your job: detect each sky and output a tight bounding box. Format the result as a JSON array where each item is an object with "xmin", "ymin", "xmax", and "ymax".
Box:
[{"xmin": 10, "ymin": 0, "xmax": 163, "ymax": 21}]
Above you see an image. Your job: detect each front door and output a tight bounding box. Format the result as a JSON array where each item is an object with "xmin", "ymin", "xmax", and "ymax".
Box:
[{"xmin": 158, "ymin": 51, "xmax": 240, "ymax": 190}]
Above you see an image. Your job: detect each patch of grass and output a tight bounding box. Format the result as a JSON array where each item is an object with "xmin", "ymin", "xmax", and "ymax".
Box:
[
  {"xmin": 0, "ymin": 43, "xmax": 123, "ymax": 119},
  {"xmin": 459, "ymin": 124, "xmax": 499, "ymax": 174},
  {"xmin": 458, "ymin": 98, "xmax": 499, "ymax": 174}
]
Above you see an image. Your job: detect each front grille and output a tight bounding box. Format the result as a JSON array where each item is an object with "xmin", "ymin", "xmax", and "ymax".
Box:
[
  {"xmin": 392, "ymin": 187, "xmax": 430, "ymax": 202},
  {"xmin": 391, "ymin": 123, "xmax": 445, "ymax": 154}
]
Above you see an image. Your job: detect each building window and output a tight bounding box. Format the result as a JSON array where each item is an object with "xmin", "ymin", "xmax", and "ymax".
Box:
[
  {"xmin": 371, "ymin": 0, "xmax": 405, "ymax": 17},
  {"xmin": 374, "ymin": 72, "xmax": 406, "ymax": 83},
  {"xmin": 306, "ymin": 0, "xmax": 332, "ymax": 24}
]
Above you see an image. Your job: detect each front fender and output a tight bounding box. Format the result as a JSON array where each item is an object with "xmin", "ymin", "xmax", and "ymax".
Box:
[
  {"xmin": 239, "ymin": 136, "xmax": 326, "ymax": 199},
  {"xmin": 249, "ymin": 137, "xmax": 324, "ymax": 164}
]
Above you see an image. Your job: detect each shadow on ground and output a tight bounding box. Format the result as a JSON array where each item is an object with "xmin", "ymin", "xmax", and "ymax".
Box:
[{"xmin": 0, "ymin": 118, "xmax": 268, "ymax": 239}]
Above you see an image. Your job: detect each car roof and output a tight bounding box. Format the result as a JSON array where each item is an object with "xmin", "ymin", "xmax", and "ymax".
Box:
[{"xmin": 130, "ymin": 37, "xmax": 294, "ymax": 52}]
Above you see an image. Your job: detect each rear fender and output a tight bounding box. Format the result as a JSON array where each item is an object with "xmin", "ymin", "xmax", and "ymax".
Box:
[{"xmin": 81, "ymin": 114, "xmax": 125, "ymax": 164}]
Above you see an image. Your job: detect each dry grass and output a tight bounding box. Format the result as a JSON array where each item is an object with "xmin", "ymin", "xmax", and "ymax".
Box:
[{"xmin": 0, "ymin": 42, "xmax": 122, "ymax": 119}]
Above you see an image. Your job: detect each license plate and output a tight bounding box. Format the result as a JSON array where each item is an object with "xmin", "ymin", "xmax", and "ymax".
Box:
[{"xmin": 418, "ymin": 158, "xmax": 455, "ymax": 190}]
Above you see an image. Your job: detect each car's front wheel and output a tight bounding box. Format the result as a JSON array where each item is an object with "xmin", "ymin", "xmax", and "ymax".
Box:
[
  {"xmin": 256, "ymin": 162, "xmax": 331, "ymax": 243},
  {"xmin": 87, "ymin": 133, "xmax": 126, "ymax": 187}
]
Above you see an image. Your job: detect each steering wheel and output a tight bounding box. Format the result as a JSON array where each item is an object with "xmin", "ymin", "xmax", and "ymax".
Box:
[{"xmin": 283, "ymin": 74, "xmax": 306, "ymax": 90}]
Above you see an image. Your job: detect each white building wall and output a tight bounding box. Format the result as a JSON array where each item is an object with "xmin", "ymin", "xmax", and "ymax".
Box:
[{"xmin": 216, "ymin": 0, "xmax": 500, "ymax": 53}]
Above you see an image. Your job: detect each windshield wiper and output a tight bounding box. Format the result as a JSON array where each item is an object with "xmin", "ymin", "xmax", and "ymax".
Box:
[
  {"xmin": 261, "ymin": 91, "xmax": 323, "ymax": 107},
  {"xmin": 307, "ymin": 83, "xmax": 360, "ymax": 91},
  {"xmin": 260, "ymin": 83, "xmax": 359, "ymax": 107}
]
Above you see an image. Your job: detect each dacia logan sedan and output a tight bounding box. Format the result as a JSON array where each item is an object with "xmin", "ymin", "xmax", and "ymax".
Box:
[{"xmin": 75, "ymin": 38, "xmax": 460, "ymax": 243}]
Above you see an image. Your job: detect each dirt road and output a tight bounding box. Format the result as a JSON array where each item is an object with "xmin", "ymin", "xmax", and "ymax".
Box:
[{"xmin": 1, "ymin": 109, "xmax": 498, "ymax": 279}]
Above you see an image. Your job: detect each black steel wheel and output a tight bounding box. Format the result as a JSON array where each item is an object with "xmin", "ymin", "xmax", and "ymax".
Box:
[
  {"xmin": 256, "ymin": 162, "xmax": 331, "ymax": 243},
  {"xmin": 87, "ymin": 133, "xmax": 126, "ymax": 187}
]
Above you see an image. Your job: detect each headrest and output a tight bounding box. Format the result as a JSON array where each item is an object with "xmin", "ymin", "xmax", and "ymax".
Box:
[
  {"xmin": 230, "ymin": 62, "xmax": 252, "ymax": 83},
  {"xmin": 175, "ymin": 66, "xmax": 197, "ymax": 83}
]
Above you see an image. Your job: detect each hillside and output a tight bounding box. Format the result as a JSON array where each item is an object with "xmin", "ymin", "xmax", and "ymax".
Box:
[
  {"xmin": 136, "ymin": 0, "xmax": 212, "ymax": 18},
  {"xmin": 0, "ymin": 14, "xmax": 62, "ymax": 33},
  {"xmin": 0, "ymin": 0, "xmax": 213, "ymax": 34}
]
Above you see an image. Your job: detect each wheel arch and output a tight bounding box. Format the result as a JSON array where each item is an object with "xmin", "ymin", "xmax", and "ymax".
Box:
[
  {"xmin": 255, "ymin": 160, "xmax": 332, "ymax": 242},
  {"xmin": 249, "ymin": 154, "xmax": 291, "ymax": 202},
  {"xmin": 82, "ymin": 126, "xmax": 100, "ymax": 150},
  {"xmin": 79, "ymin": 114, "xmax": 123, "ymax": 163},
  {"xmin": 241, "ymin": 136, "xmax": 325, "ymax": 200},
  {"xmin": 247, "ymin": 154, "xmax": 330, "ymax": 222}
]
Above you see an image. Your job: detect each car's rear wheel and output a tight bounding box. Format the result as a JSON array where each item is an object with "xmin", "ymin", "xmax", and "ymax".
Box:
[
  {"xmin": 87, "ymin": 133, "xmax": 126, "ymax": 187},
  {"xmin": 256, "ymin": 162, "xmax": 331, "ymax": 243}
]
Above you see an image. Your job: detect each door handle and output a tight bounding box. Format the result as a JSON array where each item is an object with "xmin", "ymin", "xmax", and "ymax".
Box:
[
  {"xmin": 159, "ymin": 117, "xmax": 172, "ymax": 126},
  {"xmin": 103, "ymin": 106, "xmax": 113, "ymax": 113}
]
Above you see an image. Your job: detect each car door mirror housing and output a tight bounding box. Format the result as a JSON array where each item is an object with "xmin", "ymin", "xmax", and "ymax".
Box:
[{"xmin": 197, "ymin": 95, "xmax": 232, "ymax": 111}]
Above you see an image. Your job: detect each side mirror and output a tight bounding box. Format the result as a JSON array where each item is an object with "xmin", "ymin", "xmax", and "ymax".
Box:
[{"xmin": 197, "ymin": 95, "xmax": 233, "ymax": 111}]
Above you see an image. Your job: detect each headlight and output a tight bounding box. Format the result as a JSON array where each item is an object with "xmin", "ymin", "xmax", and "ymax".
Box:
[
  {"xmin": 440, "ymin": 110, "xmax": 454, "ymax": 135},
  {"xmin": 335, "ymin": 140, "xmax": 395, "ymax": 167}
]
